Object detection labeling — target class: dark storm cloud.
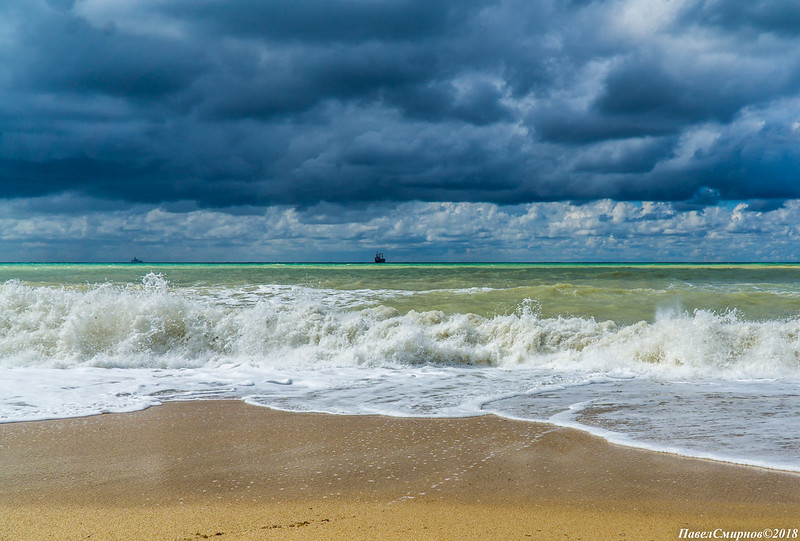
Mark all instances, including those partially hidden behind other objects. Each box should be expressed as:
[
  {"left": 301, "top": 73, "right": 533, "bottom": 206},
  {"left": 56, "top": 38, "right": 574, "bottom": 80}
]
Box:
[
  {"left": 166, "top": 0, "right": 475, "bottom": 43},
  {"left": 0, "top": 155, "right": 162, "bottom": 198},
  {"left": 385, "top": 79, "right": 515, "bottom": 125},
  {"left": 596, "top": 60, "right": 741, "bottom": 124},
  {"left": 12, "top": 9, "right": 204, "bottom": 100},
  {"left": 671, "top": 187, "right": 721, "bottom": 211},
  {"left": 574, "top": 137, "right": 676, "bottom": 174},
  {"left": 196, "top": 43, "right": 438, "bottom": 121},
  {"left": 2, "top": 0, "right": 800, "bottom": 210},
  {"left": 681, "top": 1, "right": 800, "bottom": 35},
  {"left": 743, "top": 199, "right": 786, "bottom": 212}
]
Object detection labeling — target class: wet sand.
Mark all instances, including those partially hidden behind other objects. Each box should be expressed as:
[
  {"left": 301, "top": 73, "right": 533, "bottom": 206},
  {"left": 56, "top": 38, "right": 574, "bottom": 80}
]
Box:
[{"left": 1, "top": 400, "right": 799, "bottom": 540}]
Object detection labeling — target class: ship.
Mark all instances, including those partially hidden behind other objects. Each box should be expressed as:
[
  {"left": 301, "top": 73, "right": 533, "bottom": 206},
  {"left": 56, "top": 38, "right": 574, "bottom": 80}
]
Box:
[
  {"left": 374, "top": 251, "right": 386, "bottom": 263},
  {"left": 130, "top": 257, "right": 143, "bottom": 264}
]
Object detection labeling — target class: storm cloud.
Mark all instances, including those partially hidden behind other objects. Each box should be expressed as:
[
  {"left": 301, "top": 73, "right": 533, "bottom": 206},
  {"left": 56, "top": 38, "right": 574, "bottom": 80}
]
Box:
[
  {"left": 2, "top": 0, "right": 800, "bottom": 260},
  {"left": 2, "top": 0, "right": 799, "bottom": 209}
]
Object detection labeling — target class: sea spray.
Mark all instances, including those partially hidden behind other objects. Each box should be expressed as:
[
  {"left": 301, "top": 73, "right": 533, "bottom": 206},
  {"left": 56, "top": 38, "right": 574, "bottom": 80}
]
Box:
[
  {"left": 0, "top": 273, "right": 799, "bottom": 378},
  {"left": 1, "top": 264, "right": 799, "bottom": 471}
]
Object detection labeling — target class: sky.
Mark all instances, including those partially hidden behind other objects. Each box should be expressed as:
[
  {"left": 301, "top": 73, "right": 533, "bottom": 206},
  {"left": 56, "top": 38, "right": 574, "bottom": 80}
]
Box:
[{"left": 2, "top": 0, "right": 800, "bottom": 262}]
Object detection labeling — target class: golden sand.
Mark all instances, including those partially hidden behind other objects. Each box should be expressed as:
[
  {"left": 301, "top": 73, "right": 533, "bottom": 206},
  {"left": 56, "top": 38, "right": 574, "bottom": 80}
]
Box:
[{"left": 1, "top": 400, "right": 798, "bottom": 540}]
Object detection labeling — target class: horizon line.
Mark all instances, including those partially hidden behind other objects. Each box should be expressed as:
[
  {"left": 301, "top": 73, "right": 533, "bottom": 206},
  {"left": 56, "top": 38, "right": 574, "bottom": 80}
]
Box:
[{"left": 2, "top": 261, "right": 799, "bottom": 265}]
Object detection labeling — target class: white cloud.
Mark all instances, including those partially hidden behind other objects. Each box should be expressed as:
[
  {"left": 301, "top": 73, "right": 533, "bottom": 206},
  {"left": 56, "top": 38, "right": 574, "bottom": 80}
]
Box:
[{"left": 2, "top": 197, "right": 800, "bottom": 262}]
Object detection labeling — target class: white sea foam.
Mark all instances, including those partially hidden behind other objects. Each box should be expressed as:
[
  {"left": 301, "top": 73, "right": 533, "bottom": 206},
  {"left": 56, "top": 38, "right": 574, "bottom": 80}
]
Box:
[
  {"left": 483, "top": 378, "right": 800, "bottom": 472},
  {"left": 1, "top": 275, "right": 799, "bottom": 378},
  {"left": 1, "top": 272, "right": 799, "bottom": 471}
]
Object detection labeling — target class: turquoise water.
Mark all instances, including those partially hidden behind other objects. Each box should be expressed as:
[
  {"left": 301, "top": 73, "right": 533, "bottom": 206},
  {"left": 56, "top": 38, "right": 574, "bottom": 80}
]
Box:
[{"left": 0, "top": 263, "right": 799, "bottom": 470}]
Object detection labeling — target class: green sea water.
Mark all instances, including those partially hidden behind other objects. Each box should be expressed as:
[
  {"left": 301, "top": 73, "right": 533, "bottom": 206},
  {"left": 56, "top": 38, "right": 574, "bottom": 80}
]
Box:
[
  {"left": 1, "top": 263, "right": 798, "bottom": 324},
  {"left": 2, "top": 262, "right": 800, "bottom": 470}
]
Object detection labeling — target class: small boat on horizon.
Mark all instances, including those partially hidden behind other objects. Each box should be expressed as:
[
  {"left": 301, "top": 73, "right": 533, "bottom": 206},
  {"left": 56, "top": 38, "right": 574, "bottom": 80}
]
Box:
[
  {"left": 374, "top": 252, "right": 386, "bottom": 263},
  {"left": 130, "top": 257, "right": 143, "bottom": 264}
]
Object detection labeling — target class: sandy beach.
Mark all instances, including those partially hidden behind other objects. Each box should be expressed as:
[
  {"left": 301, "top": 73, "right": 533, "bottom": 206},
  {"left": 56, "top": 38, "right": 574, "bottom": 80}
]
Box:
[{"left": 1, "top": 400, "right": 799, "bottom": 540}]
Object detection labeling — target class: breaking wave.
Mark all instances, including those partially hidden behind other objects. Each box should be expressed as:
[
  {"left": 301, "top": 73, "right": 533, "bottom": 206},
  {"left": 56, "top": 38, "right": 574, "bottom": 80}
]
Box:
[{"left": 1, "top": 273, "right": 799, "bottom": 379}]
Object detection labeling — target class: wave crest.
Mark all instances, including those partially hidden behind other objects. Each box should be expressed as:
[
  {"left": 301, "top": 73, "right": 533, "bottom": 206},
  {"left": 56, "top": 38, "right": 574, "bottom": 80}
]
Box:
[{"left": 1, "top": 276, "right": 798, "bottom": 378}]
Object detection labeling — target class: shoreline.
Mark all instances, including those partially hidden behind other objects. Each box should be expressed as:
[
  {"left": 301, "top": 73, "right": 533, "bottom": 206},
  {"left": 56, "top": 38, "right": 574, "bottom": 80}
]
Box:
[
  {"left": 7, "top": 398, "right": 799, "bottom": 475},
  {"left": 252, "top": 402, "right": 800, "bottom": 475},
  {"left": 2, "top": 400, "right": 800, "bottom": 540}
]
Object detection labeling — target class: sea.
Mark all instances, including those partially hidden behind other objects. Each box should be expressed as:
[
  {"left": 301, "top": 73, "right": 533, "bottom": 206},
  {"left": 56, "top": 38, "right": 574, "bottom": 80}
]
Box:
[{"left": 1, "top": 263, "right": 799, "bottom": 471}]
